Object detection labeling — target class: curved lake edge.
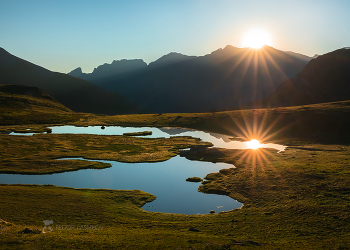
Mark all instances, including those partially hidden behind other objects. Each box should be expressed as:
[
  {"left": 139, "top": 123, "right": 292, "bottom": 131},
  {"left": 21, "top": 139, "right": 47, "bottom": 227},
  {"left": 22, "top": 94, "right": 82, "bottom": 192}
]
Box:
[
  {"left": 0, "top": 156, "right": 243, "bottom": 214},
  {"left": 58, "top": 157, "right": 243, "bottom": 215},
  {"left": 0, "top": 159, "right": 112, "bottom": 175}
]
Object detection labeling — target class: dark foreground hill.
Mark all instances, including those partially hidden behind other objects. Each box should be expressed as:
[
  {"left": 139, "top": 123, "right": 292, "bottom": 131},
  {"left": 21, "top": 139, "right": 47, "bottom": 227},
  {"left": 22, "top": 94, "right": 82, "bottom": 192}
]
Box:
[
  {"left": 0, "top": 84, "right": 82, "bottom": 125},
  {"left": 80, "top": 45, "right": 311, "bottom": 113},
  {"left": 0, "top": 84, "right": 70, "bottom": 112},
  {"left": 0, "top": 48, "right": 143, "bottom": 115},
  {"left": 248, "top": 48, "right": 350, "bottom": 108}
]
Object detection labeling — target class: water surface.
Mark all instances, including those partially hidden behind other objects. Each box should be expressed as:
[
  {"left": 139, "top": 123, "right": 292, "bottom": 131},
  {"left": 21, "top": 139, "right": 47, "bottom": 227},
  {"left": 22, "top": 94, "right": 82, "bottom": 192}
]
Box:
[
  {"left": 4, "top": 125, "right": 286, "bottom": 214},
  {"left": 12, "top": 125, "right": 286, "bottom": 151},
  {"left": 0, "top": 156, "right": 241, "bottom": 214}
]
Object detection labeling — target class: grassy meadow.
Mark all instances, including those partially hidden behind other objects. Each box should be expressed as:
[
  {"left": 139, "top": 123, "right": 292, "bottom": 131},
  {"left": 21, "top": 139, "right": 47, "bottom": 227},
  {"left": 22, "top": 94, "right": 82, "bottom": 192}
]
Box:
[{"left": 1, "top": 98, "right": 350, "bottom": 249}]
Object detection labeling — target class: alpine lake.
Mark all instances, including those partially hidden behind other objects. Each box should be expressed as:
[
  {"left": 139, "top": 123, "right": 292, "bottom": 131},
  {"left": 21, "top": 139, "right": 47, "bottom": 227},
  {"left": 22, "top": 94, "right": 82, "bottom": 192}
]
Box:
[{"left": 0, "top": 126, "right": 286, "bottom": 215}]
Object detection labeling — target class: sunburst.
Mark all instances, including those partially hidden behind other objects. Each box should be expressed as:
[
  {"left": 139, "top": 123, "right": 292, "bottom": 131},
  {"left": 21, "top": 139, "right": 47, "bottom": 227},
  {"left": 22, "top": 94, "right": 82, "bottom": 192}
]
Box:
[
  {"left": 242, "top": 29, "right": 272, "bottom": 49},
  {"left": 246, "top": 139, "right": 261, "bottom": 150}
]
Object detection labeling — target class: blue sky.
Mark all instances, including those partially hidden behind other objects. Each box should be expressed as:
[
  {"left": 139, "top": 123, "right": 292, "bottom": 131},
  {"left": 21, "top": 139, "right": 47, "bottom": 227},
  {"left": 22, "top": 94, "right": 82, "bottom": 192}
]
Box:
[{"left": 1, "top": 0, "right": 349, "bottom": 73}]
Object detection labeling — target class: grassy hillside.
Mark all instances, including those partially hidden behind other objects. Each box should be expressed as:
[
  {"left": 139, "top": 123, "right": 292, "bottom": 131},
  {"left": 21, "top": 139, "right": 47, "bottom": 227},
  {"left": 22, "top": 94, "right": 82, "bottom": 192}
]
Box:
[
  {"left": 73, "top": 100, "right": 350, "bottom": 143},
  {"left": 1, "top": 86, "right": 350, "bottom": 143},
  {"left": 0, "top": 84, "right": 81, "bottom": 125}
]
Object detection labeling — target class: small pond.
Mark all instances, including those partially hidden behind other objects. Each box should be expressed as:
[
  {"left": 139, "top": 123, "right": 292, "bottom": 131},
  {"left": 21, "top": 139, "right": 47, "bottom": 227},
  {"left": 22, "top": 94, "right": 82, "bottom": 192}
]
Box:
[
  {"left": 3, "top": 126, "right": 286, "bottom": 214},
  {"left": 0, "top": 156, "right": 240, "bottom": 214}
]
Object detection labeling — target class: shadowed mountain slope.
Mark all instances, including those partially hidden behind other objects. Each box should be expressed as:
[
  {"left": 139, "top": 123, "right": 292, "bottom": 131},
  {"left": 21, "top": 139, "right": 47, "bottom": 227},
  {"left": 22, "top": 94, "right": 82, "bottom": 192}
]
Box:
[
  {"left": 247, "top": 48, "right": 350, "bottom": 108},
  {"left": 0, "top": 84, "right": 83, "bottom": 125},
  {"left": 0, "top": 84, "right": 71, "bottom": 112},
  {"left": 86, "top": 45, "right": 311, "bottom": 113},
  {"left": 0, "top": 48, "right": 143, "bottom": 115}
]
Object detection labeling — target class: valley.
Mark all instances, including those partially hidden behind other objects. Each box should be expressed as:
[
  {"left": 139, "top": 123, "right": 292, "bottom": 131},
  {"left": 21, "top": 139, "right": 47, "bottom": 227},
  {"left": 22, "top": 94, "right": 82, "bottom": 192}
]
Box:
[{"left": 0, "top": 43, "right": 349, "bottom": 249}]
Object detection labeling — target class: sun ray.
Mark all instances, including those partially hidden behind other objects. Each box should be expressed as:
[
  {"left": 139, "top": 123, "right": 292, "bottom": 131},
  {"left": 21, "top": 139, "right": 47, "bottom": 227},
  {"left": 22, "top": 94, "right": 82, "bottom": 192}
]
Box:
[
  {"left": 260, "top": 49, "right": 290, "bottom": 81},
  {"left": 257, "top": 50, "right": 275, "bottom": 93}
]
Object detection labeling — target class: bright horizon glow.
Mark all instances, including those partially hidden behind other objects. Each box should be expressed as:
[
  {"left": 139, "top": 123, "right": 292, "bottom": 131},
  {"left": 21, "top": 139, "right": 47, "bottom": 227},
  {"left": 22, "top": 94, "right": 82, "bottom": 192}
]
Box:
[
  {"left": 246, "top": 139, "right": 261, "bottom": 150},
  {"left": 242, "top": 29, "right": 272, "bottom": 49}
]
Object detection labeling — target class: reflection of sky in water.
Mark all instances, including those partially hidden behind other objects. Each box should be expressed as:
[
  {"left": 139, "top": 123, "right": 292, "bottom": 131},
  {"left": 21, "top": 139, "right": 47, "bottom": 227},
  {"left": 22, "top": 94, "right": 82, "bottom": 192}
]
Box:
[
  {"left": 0, "top": 156, "right": 242, "bottom": 215},
  {"left": 12, "top": 125, "right": 286, "bottom": 151}
]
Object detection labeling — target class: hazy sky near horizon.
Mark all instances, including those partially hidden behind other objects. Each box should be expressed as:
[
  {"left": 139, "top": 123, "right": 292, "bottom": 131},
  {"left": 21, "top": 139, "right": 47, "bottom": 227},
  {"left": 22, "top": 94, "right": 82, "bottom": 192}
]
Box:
[{"left": 1, "top": 0, "right": 349, "bottom": 73}]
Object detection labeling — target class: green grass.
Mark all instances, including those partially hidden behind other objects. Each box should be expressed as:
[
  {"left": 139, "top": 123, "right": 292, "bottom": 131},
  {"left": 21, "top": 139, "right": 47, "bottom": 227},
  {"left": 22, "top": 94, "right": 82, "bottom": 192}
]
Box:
[
  {"left": 0, "top": 134, "right": 212, "bottom": 174},
  {"left": 0, "top": 91, "right": 82, "bottom": 125}
]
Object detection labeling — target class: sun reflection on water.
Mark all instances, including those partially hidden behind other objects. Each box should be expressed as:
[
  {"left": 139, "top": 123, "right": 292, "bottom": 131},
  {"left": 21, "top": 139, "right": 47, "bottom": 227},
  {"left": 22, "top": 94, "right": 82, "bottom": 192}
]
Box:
[{"left": 246, "top": 139, "right": 261, "bottom": 150}]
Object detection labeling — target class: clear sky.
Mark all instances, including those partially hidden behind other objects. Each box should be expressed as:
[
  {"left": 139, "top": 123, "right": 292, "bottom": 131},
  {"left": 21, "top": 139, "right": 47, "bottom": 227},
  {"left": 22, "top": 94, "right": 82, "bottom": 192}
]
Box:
[{"left": 1, "top": 0, "right": 349, "bottom": 73}]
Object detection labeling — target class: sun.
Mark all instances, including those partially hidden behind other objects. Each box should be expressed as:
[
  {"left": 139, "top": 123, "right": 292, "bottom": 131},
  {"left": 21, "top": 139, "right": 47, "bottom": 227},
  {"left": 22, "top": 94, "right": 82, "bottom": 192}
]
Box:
[
  {"left": 246, "top": 139, "right": 261, "bottom": 150},
  {"left": 242, "top": 29, "right": 272, "bottom": 49}
]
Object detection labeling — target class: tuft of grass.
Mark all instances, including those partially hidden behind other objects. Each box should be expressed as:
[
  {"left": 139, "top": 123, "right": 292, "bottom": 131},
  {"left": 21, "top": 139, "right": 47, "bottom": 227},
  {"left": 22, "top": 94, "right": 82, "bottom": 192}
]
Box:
[
  {"left": 123, "top": 131, "right": 152, "bottom": 136},
  {"left": 186, "top": 177, "right": 203, "bottom": 182}
]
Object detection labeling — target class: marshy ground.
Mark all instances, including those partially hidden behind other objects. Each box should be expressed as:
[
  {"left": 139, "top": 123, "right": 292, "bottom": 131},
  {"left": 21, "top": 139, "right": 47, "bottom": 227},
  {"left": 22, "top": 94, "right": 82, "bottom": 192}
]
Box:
[
  {"left": 0, "top": 133, "right": 211, "bottom": 174},
  {"left": 1, "top": 100, "right": 350, "bottom": 249}
]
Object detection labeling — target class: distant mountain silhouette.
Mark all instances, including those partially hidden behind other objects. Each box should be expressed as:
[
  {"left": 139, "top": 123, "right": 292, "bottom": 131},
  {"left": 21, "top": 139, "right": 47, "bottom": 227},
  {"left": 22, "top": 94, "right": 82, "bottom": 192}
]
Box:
[
  {"left": 82, "top": 45, "right": 311, "bottom": 113},
  {"left": 148, "top": 52, "right": 196, "bottom": 69},
  {"left": 247, "top": 48, "right": 350, "bottom": 108},
  {"left": 0, "top": 48, "right": 143, "bottom": 115},
  {"left": 68, "top": 59, "right": 147, "bottom": 82}
]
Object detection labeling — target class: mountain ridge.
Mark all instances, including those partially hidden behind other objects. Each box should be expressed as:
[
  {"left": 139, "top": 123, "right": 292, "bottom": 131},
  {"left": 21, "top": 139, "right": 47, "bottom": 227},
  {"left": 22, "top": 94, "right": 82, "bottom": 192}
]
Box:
[
  {"left": 84, "top": 45, "right": 312, "bottom": 113},
  {"left": 0, "top": 48, "right": 143, "bottom": 115},
  {"left": 244, "top": 48, "right": 350, "bottom": 108}
]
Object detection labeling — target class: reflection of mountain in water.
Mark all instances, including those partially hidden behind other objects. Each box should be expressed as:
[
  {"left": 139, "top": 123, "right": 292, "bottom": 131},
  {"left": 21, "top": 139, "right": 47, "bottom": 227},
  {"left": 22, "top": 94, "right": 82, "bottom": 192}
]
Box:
[
  {"left": 209, "top": 133, "right": 232, "bottom": 143},
  {"left": 158, "top": 127, "right": 193, "bottom": 135}
]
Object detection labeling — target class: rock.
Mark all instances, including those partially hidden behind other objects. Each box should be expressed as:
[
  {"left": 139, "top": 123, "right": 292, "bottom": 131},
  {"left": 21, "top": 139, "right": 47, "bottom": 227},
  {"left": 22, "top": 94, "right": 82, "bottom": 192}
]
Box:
[
  {"left": 101, "top": 126, "right": 105, "bottom": 129},
  {"left": 22, "top": 228, "right": 33, "bottom": 234},
  {"left": 232, "top": 239, "right": 244, "bottom": 245},
  {"left": 186, "top": 177, "right": 203, "bottom": 182},
  {"left": 246, "top": 240, "right": 261, "bottom": 246},
  {"left": 210, "top": 210, "right": 215, "bottom": 214},
  {"left": 189, "top": 227, "right": 199, "bottom": 232},
  {"left": 179, "top": 150, "right": 189, "bottom": 156},
  {"left": 123, "top": 131, "right": 152, "bottom": 136}
]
